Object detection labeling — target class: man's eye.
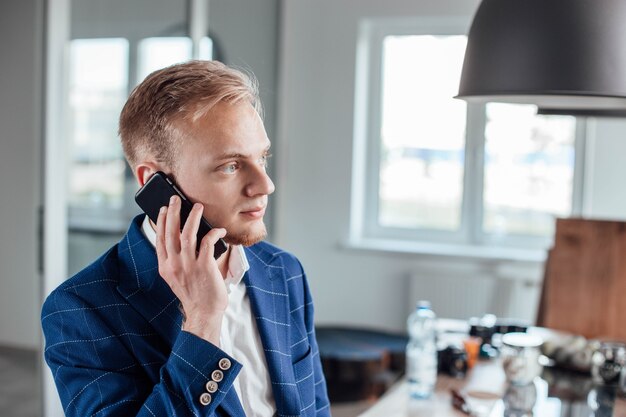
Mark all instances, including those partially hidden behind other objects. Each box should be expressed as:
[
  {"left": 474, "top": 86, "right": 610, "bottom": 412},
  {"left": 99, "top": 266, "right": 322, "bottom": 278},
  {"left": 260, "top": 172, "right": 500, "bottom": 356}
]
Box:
[
  {"left": 260, "top": 153, "right": 272, "bottom": 167},
  {"left": 222, "top": 163, "right": 238, "bottom": 174}
]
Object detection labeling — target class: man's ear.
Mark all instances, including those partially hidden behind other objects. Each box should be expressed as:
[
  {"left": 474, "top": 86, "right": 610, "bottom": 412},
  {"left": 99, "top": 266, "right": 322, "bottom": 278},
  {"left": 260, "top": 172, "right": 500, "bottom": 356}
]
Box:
[{"left": 134, "top": 162, "right": 161, "bottom": 187}]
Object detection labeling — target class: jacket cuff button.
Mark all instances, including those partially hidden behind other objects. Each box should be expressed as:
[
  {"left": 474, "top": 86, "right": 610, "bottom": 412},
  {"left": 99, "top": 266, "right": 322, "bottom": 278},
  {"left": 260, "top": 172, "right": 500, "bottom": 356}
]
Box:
[
  {"left": 211, "top": 369, "right": 224, "bottom": 382},
  {"left": 218, "top": 358, "right": 232, "bottom": 370},
  {"left": 199, "top": 392, "right": 212, "bottom": 406},
  {"left": 206, "top": 380, "right": 219, "bottom": 393}
]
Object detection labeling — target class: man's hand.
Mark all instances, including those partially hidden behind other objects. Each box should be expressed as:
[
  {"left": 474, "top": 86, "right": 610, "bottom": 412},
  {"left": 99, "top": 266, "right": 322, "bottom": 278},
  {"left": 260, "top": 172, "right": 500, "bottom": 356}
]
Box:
[{"left": 155, "top": 195, "right": 228, "bottom": 346}]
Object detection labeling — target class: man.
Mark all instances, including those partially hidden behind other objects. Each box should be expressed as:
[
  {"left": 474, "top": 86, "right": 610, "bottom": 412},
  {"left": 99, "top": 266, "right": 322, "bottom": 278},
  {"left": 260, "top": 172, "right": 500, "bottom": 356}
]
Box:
[{"left": 42, "top": 60, "right": 331, "bottom": 417}]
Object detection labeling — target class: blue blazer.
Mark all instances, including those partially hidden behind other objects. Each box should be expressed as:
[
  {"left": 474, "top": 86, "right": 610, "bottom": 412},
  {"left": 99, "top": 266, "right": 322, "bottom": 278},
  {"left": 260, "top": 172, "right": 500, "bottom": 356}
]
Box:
[{"left": 42, "top": 215, "right": 331, "bottom": 417}]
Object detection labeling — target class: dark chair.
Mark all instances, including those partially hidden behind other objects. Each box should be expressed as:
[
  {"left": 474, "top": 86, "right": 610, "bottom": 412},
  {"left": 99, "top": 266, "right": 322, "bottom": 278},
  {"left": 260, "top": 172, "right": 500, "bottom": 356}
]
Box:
[{"left": 315, "top": 327, "right": 408, "bottom": 402}]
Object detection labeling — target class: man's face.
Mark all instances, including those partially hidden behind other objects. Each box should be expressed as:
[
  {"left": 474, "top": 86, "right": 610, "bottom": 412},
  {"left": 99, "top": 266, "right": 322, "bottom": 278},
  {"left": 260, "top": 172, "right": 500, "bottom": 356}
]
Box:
[{"left": 170, "top": 101, "right": 275, "bottom": 246}]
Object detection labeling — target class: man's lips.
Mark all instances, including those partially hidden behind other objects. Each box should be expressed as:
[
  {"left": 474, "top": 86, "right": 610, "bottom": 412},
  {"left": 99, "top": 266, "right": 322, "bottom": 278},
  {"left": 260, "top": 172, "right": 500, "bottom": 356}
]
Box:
[{"left": 240, "top": 206, "right": 266, "bottom": 219}]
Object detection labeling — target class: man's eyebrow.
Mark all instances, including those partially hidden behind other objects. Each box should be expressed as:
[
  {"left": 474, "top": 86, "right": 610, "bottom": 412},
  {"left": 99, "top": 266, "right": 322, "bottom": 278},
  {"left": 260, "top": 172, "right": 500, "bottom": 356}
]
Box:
[
  {"left": 214, "top": 152, "right": 245, "bottom": 161},
  {"left": 213, "top": 146, "right": 271, "bottom": 161}
]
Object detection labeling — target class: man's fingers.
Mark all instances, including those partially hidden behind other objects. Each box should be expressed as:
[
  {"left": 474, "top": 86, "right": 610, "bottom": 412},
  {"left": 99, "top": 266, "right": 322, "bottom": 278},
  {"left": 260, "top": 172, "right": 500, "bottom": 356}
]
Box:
[
  {"left": 181, "top": 203, "right": 203, "bottom": 252},
  {"left": 165, "top": 195, "right": 181, "bottom": 254},
  {"left": 199, "top": 228, "right": 227, "bottom": 262},
  {"left": 155, "top": 206, "right": 168, "bottom": 260}
]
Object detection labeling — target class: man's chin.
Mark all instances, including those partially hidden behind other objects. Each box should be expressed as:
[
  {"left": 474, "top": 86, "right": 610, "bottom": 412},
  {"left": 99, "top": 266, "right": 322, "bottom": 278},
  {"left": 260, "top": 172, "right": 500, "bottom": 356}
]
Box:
[{"left": 224, "top": 228, "right": 267, "bottom": 247}]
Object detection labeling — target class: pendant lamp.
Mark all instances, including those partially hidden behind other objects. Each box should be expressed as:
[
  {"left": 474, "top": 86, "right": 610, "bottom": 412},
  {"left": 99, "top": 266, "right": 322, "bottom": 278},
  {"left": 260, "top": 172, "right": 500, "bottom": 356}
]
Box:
[{"left": 456, "top": 0, "right": 626, "bottom": 113}]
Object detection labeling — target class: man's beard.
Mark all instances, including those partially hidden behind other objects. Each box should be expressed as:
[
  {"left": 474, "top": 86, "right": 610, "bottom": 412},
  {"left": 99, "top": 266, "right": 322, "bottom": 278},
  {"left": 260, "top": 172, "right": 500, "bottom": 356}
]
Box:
[{"left": 223, "top": 224, "right": 267, "bottom": 247}]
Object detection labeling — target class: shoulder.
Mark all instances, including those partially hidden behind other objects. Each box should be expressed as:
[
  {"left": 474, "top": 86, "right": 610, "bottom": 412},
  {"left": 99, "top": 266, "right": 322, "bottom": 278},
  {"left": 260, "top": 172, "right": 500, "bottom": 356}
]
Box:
[
  {"left": 42, "top": 245, "right": 122, "bottom": 318},
  {"left": 43, "top": 215, "right": 147, "bottom": 314},
  {"left": 244, "top": 242, "right": 311, "bottom": 298},
  {"left": 245, "top": 241, "right": 304, "bottom": 271}
]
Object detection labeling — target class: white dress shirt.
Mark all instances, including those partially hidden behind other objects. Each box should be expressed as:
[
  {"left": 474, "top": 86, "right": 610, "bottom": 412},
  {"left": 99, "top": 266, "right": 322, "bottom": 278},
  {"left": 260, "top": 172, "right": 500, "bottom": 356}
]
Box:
[{"left": 141, "top": 216, "right": 276, "bottom": 416}]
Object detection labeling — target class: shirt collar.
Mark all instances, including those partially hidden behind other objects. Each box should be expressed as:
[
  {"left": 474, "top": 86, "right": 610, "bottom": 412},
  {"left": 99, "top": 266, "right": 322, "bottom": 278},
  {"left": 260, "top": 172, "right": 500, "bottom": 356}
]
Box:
[
  {"left": 140, "top": 215, "right": 249, "bottom": 289},
  {"left": 225, "top": 245, "right": 249, "bottom": 288},
  {"left": 141, "top": 214, "right": 158, "bottom": 247}
]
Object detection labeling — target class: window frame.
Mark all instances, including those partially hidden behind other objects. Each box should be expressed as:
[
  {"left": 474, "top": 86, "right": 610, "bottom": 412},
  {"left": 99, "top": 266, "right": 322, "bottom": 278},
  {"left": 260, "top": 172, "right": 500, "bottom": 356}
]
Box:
[{"left": 351, "top": 17, "right": 587, "bottom": 255}]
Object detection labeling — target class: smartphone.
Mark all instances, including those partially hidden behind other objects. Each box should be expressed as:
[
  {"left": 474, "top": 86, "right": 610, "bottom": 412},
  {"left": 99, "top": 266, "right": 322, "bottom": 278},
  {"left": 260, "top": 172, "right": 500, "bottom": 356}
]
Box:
[{"left": 134, "top": 171, "right": 228, "bottom": 259}]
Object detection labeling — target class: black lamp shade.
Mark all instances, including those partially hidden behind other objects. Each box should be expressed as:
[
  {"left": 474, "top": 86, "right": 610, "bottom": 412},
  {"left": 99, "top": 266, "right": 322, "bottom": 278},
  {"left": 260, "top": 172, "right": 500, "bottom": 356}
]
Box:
[{"left": 457, "top": 0, "right": 626, "bottom": 111}]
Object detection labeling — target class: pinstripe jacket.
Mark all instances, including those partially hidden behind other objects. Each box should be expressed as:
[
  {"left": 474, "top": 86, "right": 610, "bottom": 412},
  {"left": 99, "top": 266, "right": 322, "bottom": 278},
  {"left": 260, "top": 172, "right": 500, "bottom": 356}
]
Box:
[{"left": 42, "top": 215, "right": 331, "bottom": 417}]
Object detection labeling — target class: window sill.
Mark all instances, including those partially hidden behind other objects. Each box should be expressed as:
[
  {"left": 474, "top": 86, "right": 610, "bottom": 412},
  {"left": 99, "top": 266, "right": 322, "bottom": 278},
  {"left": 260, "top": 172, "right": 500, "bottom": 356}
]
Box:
[{"left": 343, "top": 237, "right": 547, "bottom": 264}]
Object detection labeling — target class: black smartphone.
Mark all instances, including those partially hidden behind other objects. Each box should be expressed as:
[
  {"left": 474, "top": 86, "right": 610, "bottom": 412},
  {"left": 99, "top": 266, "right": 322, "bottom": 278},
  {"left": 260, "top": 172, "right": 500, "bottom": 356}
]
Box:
[{"left": 134, "top": 171, "right": 228, "bottom": 259}]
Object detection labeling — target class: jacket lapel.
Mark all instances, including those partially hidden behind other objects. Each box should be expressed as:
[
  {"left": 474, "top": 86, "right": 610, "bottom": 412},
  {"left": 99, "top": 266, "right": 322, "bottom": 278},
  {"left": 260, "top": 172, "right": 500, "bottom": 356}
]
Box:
[
  {"left": 114, "top": 215, "right": 183, "bottom": 349},
  {"left": 244, "top": 246, "right": 301, "bottom": 416}
]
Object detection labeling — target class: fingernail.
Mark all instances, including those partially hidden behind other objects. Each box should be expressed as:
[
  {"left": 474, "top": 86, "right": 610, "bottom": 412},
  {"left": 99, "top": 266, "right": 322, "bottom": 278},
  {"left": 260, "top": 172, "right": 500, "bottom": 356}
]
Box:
[
  {"left": 159, "top": 206, "right": 166, "bottom": 214},
  {"left": 170, "top": 195, "right": 176, "bottom": 205}
]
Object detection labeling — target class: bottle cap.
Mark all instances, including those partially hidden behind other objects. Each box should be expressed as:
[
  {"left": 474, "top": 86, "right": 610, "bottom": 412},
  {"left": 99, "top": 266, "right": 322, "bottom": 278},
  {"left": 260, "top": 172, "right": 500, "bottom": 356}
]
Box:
[{"left": 416, "top": 300, "right": 432, "bottom": 309}]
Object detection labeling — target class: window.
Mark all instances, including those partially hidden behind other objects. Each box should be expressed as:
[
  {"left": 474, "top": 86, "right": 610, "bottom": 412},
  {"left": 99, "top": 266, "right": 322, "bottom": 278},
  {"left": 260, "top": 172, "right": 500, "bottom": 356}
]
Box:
[
  {"left": 378, "top": 34, "right": 467, "bottom": 232},
  {"left": 352, "top": 19, "right": 584, "bottom": 256},
  {"left": 68, "top": 38, "right": 129, "bottom": 229}
]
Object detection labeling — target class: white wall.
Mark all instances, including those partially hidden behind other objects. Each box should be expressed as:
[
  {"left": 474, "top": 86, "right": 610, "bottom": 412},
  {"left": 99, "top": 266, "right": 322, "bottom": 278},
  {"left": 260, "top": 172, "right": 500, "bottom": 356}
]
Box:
[
  {"left": 275, "top": 0, "right": 626, "bottom": 333},
  {"left": 0, "top": 0, "right": 43, "bottom": 349},
  {"left": 71, "top": 0, "right": 185, "bottom": 39}
]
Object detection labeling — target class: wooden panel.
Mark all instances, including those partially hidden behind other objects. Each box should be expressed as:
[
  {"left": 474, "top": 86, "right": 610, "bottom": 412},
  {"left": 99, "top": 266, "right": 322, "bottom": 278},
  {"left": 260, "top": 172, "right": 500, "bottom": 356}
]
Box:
[{"left": 539, "top": 218, "right": 626, "bottom": 341}]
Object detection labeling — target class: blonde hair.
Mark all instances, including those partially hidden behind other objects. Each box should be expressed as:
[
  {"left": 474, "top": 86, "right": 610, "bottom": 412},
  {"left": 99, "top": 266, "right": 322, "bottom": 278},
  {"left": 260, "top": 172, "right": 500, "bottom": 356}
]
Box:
[{"left": 119, "top": 60, "right": 262, "bottom": 169}]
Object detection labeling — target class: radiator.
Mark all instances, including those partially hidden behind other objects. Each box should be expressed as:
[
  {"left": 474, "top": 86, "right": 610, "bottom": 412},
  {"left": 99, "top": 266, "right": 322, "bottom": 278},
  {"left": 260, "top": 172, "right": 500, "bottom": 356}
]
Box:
[{"left": 407, "top": 264, "right": 543, "bottom": 322}]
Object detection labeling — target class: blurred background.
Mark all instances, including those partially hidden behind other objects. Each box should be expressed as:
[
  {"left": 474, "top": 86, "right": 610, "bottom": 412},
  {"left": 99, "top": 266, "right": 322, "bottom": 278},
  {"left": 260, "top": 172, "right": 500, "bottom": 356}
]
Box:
[{"left": 3, "top": 0, "right": 626, "bottom": 416}]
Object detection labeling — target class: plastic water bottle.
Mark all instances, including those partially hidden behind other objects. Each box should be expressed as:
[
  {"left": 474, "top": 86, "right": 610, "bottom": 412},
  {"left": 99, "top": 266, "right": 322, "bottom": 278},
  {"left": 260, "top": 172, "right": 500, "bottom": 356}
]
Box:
[{"left": 406, "top": 300, "right": 438, "bottom": 399}]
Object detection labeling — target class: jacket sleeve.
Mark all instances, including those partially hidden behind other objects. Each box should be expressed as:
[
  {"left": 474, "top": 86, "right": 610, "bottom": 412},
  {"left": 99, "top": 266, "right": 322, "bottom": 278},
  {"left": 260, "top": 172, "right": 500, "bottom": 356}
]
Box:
[
  {"left": 300, "top": 268, "right": 332, "bottom": 416},
  {"left": 42, "top": 289, "right": 241, "bottom": 417}
]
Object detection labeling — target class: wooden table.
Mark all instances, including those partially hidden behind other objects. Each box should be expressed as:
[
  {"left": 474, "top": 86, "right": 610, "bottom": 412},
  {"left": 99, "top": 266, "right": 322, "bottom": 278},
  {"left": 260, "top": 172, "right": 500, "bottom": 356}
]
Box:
[
  {"left": 359, "top": 359, "right": 504, "bottom": 417},
  {"left": 359, "top": 356, "right": 626, "bottom": 417}
]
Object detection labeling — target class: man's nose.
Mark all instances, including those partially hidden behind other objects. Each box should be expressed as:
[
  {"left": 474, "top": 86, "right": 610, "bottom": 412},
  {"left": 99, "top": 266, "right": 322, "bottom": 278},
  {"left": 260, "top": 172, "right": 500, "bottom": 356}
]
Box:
[{"left": 246, "top": 165, "right": 275, "bottom": 197}]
